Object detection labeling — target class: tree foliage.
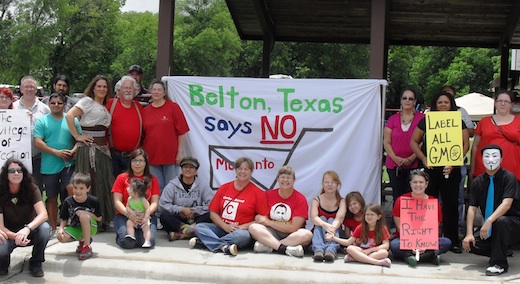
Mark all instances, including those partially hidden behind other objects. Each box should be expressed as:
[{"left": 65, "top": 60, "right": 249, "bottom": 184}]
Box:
[{"left": 0, "top": 0, "right": 502, "bottom": 102}]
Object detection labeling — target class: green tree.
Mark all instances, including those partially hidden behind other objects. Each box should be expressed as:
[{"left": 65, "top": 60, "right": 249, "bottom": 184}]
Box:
[
  {"left": 110, "top": 11, "right": 158, "bottom": 88},
  {"left": 49, "top": 0, "right": 123, "bottom": 92}
]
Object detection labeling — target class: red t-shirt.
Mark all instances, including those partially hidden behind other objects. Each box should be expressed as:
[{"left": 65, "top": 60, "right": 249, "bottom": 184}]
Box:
[
  {"left": 352, "top": 224, "right": 390, "bottom": 249},
  {"left": 106, "top": 98, "right": 144, "bottom": 152},
  {"left": 391, "top": 192, "right": 442, "bottom": 238},
  {"left": 343, "top": 217, "right": 362, "bottom": 234},
  {"left": 142, "top": 101, "right": 189, "bottom": 165},
  {"left": 267, "top": 189, "right": 308, "bottom": 223},
  {"left": 209, "top": 181, "right": 269, "bottom": 226},
  {"left": 111, "top": 172, "right": 160, "bottom": 215}
]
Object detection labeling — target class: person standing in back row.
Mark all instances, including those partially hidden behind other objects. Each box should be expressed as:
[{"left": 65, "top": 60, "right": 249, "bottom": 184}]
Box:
[
  {"left": 142, "top": 80, "right": 189, "bottom": 192},
  {"left": 128, "top": 65, "right": 151, "bottom": 106}
]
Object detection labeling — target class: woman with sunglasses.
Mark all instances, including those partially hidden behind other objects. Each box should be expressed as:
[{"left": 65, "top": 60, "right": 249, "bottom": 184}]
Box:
[
  {"left": 0, "top": 158, "right": 50, "bottom": 277},
  {"left": 383, "top": 89, "right": 425, "bottom": 204}
]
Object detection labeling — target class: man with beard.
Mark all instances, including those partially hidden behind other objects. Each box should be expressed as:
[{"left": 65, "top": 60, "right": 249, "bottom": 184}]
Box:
[{"left": 106, "top": 76, "right": 144, "bottom": 176}]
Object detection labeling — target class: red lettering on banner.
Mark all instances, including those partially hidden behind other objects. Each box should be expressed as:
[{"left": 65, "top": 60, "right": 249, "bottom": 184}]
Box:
[{"left": 260, "top": 115, "right": 296, "bottom": 144}]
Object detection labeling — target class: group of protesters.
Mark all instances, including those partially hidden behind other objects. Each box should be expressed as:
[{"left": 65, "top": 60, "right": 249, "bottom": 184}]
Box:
[{"left": 0, "top": 73, "right": 519, "bottom": 278}]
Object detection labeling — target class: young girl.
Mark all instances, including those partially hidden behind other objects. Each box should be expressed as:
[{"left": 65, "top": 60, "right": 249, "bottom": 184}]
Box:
[
  {"left": 342, "top": 191, "right": 365, "bottom": 238},
  {"left": 327, "top": 204, "right": 391, "bottom": 267},
  {"left": 310, "top": 171, "right": 347, "bottom": 262},
  {"left": 125, "top": 179, "right": 152, "bottom": 248}
]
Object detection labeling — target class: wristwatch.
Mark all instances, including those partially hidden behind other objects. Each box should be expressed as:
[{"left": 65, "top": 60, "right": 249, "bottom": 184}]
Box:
[{"left": 24, "top": 224, "right": 32, "bottom": 231}]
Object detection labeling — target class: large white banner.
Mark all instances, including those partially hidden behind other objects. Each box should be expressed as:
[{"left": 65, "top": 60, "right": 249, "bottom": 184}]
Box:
[
  {"left": 165, "top": 76, "right": 385, "bottom": 207},
  {"left": 0, "top": 109, "right": 32, "bottom": 171}
]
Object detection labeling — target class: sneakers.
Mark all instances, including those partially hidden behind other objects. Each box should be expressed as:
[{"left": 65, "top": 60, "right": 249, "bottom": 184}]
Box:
[
  {"left": 221, "top": 244, "right": 238, "bottom": 256},
  {"left": 379, "top": 258, "right": 392, "bottom": 267},
  {"left": 78, "top": 245, "right": 93, "bottom": 260},
  {"left": 432, "top": 254, "right": 441, "bottom": 266},
  {"left": 125, "top": 234, "right": 136, "bottom": 241},
  {"left": 324, "top": 251, "right": 335, "bottom": 262},
  {"left": 76, "top": 241, "right": 84, "bottom": 254},
  {"left": 181, "top": 224, "right": 195, "bottom": 238},
  {"left": 253, "top": 241, "right": 273, "bottom": 253},
  {"left": 189, "top": 237, "right": 199, "bottom": 249},
  {"left": 285, "top": 245, "right": 304, "bottom": 257},
  {"left": 405, "top": 256, "right": 417, "bottom": 267},
  {"left": 142, "top": 240, "right": 152, "bottom": 248},
  {"left": 168, "top": 232, "right": 183, "bottom": 242},
  {"left": 486, "top": 264, "right": 506, "bottom": 276},
  {"left": 29, "top": 266, "right": 44, "bottom": 277},
  {"left": 313, "top": 251, "right": 324, "bottom": 262},
  {"left": 344, "top": 254, "right": 355, "bottom": 263},
  {"left": 49, "top": 229, "right": 57, "bottom": 240}
]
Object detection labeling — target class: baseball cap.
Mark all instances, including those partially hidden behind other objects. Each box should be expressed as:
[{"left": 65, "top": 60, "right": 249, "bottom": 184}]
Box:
[
  {"left": 180, "top": 157, "right": 200, "bottom": 169},
  {"left": 128, "top": 65, "right": 143, "bottom": 74}
]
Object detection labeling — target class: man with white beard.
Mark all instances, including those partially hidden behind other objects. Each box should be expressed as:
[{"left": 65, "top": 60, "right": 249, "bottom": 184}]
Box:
[
  {"left": 463, "top": 144, "right": 520, "bottom": 276},
  {"left": 106, "top": 76, "right": 144, "bottom": 176}
]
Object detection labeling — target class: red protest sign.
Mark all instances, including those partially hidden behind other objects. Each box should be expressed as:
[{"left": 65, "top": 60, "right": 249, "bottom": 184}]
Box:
[{"left": 399, "top": 197, "right": 439, "bottom": 250}]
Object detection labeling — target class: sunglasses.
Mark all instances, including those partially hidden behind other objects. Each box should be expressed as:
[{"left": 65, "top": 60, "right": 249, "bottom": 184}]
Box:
[
  {"left": 49, "top": 102, "right": 64, "bottom": 106},
  {"left": 7, "top": 168, "right": 23, "bottom": 174},
  {"left": 401, "top": 97, "right": 415, "bottom": 101}
]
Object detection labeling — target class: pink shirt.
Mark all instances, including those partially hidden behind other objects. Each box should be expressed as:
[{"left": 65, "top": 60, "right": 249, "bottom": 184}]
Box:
[{"left": 385, "top": 112, "right": 425, "bottom": 169}]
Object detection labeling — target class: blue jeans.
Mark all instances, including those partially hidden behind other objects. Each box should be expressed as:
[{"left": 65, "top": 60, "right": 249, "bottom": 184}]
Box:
[
  {"left": 0, "top": 222, "right": 50, "bottom": 271},
  {"left": 195, "top": 223, "right": 252, "bottom": 252},
  {"left": 311, "top": 217, "right": 340, "bottom": 254},
  {"left": 150, "top": 164, "right": 179, "bottom": 192},
  {"left": 114, "top": 214, "right": 157, "bottom": 249},
  {"left": 390, "top": 237, "right": 452, "bottom": 260}
]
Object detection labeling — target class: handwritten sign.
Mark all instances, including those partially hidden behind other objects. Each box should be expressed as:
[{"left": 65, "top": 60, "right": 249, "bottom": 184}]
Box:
[
  {"left": 425, "top": 111, "right": 463, "bottom": 166},
  {"left": 399, "top": 197, "right": 439, "bottom": 250},
  {"left": 0, "top": 110, "right": 32, "bottom": 171}
]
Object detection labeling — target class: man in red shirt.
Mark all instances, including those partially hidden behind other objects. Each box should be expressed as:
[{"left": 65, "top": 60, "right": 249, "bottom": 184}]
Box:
[{"left": 106, "top": 76, "right": 144, "bottom": 176}]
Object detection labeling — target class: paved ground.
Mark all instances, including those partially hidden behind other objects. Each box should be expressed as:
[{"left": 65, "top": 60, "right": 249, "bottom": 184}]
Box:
[{"left": 3, "top": 197, "right": 520, "bottom": 283}]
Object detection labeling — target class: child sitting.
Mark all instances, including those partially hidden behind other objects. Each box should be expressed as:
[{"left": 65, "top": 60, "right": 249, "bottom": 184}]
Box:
[
  {"left": 125, "top": 178, "right": 152, "bottom": 248},
  {"left": 327, "top": 203, "right": 391, "bottom": 267},
  {"left": 57, "top": 172, "right": 102, "bottom": 260}
]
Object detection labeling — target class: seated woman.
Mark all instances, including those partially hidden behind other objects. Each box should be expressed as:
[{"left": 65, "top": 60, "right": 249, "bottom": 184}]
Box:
[
  {"left": 189, "top": 157, "right": 269, "bottom": 256},
  {"left": 159, "top": 157, "right": 214, "bottom": 241},
  {"left": 112, "top": 149, "right": 160, "bottom": 249},
  {"left": 310, "top": 170, "right": 346, "bottom": 262},
  {"left": 0, "top": 158, "right": 50, "bottom": 277},
  {"left": 390, "top": 170, "right": 451, "bottom": 266}
]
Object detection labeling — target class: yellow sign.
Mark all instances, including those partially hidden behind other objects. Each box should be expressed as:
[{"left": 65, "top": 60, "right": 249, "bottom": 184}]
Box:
[{"left": 425, "top": 111, "right": 463, "bottom": 166}]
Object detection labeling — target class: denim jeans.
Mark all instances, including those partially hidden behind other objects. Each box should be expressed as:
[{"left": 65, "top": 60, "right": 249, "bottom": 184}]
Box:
[
  {"left": 110, "top": 149, "right": 130, "bottom": 178},
  {"left": 150, "top": 164, "right": 179, "bottom": 192},
  {"left": 0, "top": 222, "right": 50, "bottom": 270},
  {"left": 390, "top": 237, "right": 452, "bottom": 260},
  {"left": 195, "top": 223, "right": 252, "bottom": 252},
  {"left": 161, "top": 212, "right": 211, "bottom": 233},
  {"left": 114, "top": 214, "right": 157, "bottom": 249},
  {"left": 311, "top": 217, "right": 340, "bottom": 254}
]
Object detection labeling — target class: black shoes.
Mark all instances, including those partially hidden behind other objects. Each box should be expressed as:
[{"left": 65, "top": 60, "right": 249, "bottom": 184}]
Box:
[
  {"left": 29, "top": 266, "right": 44, "bottom": 277},
  {"left": 450, "top": 245, "right": 462, "bottom": 254}
]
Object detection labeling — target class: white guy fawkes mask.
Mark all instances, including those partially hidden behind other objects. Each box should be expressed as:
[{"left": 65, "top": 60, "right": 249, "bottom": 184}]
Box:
[{"left": 482, "top": 149, "right": 501, "bottom": 171}]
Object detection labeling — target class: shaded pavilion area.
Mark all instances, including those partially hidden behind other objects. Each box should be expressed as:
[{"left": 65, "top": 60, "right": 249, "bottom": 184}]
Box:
[{"left": 155, "top": 0, "right": 520, "bottom": 89}]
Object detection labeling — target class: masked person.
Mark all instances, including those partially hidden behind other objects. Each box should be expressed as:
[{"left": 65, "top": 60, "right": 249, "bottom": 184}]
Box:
[{"left": 463, "top": 144, "right": 520, "bottom": 276}]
